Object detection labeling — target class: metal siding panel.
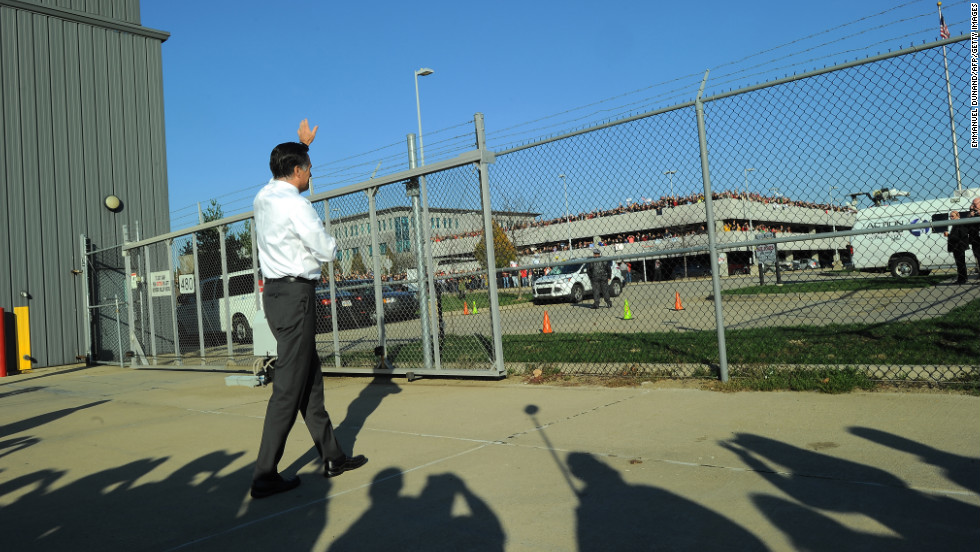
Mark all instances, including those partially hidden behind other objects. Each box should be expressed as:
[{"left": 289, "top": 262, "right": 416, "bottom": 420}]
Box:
[
  {"left": 119, "top": 32, "right": 141, "bottom": 234},
  {"left": 48, "top": 16, "right": 78, "bottom": 364},
  {"left": 0, "top": 8, "right": 12, "bottom": 310},
  {"left": 63, "top": 19, "right": 88, "bottom": 358},
  {"left": 91, "top": 27, "right": 115, "bottom": 247},
  {"left": 18, "top": 10, "right": 46, "bottom": 369},
  {"left": 78, "top": 24, "right": 101, "bottom": 249},
  {"left": 144, "top": 37, "right": 169, "bottom": 237},
  {"left": 33, "top": 12, "right": 61, "bottom": 366},
  {"left": 3, "top": 11, "right": 27, "bottom": 307},
  {"left": 106, "top": 28, "right": 127, "bottom": 236},
  {"left": 132, "top": 36, "right": 151, "bottom": 233}
]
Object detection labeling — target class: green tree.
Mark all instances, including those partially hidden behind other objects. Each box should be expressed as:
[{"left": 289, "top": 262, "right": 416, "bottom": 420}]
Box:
[
  {"left": 178, "top": 199, "right": 253, "bottom": 279},
  {"left": 473, "top": 220, "right": 517, "bottom": 270},
  {"left": 349, "top": 251, "right": 368, "bottom": 276}
]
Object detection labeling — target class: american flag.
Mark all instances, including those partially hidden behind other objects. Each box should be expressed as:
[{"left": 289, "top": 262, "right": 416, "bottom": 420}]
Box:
[{"left": 940, "top": 12, "right": 950, "bottom": 39}]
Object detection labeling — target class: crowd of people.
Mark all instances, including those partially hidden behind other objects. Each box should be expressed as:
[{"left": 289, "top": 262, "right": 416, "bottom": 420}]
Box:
[
  {"left": 427, "top": 189, "right": 850, "bottom": 246},
  {"left": 326, "top": 190, "right": 853, "bottom": 283}
]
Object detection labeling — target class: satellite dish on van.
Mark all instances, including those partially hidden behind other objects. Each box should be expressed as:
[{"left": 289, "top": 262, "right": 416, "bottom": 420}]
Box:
[{"left": 849, "top": 187, "right": 911, "bottom": 207}]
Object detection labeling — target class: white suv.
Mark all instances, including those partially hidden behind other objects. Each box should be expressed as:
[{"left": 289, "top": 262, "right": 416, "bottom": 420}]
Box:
[
  {"left": 531, "top": 260, "right": 624, "bottom": 304},
  {"left": 176, "top": 269, "right": 261, "bottom": 343}
]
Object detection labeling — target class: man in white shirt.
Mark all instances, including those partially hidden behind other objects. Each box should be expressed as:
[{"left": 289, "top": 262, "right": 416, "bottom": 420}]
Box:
[{"left": 250, "top": 120, "right": 367, "bottom": 500}]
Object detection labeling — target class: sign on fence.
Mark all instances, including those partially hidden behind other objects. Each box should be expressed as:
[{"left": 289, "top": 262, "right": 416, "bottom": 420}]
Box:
[
  {"left": 755, "top": 232, "right": 777, "bottom": 265},
  {"left": 149, "top": 271, "right": 172, "bottom": 298},
  {"left": 179, "top": 274, "right": 195, "bottom": 295}
]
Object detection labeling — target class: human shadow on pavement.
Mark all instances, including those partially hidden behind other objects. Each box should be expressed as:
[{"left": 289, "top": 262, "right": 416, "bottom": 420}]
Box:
[
  {"left": 334, "top": 375, "right": 401, "bottom": 453},
  {"left": 284, "top": 375, "right": 401, "bottom": 476},
  {"left": 567, "top": 452, "right": 767, "bottom": 551},
  {"left": 0, "top": 400, "right": 108, "bottom": 439},
  {"left": 0, "top": 449, "right": 335, "bottom": 551},
  {"left": 723, "top": 432, "right": 980, "bottom": 551},
  {"left": 328, "top": 467, "right": 504, "bottom": 552},
  {"left": 848, "top": 426, "right": 980, "bottom": 494}
]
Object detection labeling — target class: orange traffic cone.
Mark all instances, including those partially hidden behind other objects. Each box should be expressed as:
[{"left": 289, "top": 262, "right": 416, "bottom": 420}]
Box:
[
  {"left": 673, "top": 291, "right": 684, "bottom": 311},
  {"left": 542, "top": 311, "right": 553, "bottom": 334},
  {"left": 463, "top": 301, "right": 470, "bottom": 315}
]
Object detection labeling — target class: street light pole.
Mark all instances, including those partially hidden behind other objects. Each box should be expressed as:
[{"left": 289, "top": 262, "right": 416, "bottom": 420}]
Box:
[
  {"left": 414, "top": 67, "right": 434, "bottom": 166},
  {"left": 663, "top": 170, "right": 677, "bottom": 201},
  {"left": 743, "top": 168, "right": 756, "bottom": 232},
  {"left": 828, "top": 184, "right": 839, "bottom": 232},
  {"left": 559, "top": 173, "right": 572, "bottom": 251}
]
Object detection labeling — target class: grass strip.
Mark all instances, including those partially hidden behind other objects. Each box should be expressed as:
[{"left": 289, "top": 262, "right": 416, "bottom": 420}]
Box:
[
  {"left": 724, "top": 275, "right": 948, "bottom": 295},
  {"left": 419, "top": 298, "right": 980, "bottom": 366}
]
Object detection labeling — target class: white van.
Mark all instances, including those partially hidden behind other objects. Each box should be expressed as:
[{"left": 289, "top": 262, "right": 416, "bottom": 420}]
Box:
[
  {"left": 177, "top": 269, "right": 261, "bottom": 342},
  {"left": 849, "top": 191, "right": 977, "bottom": 278}
]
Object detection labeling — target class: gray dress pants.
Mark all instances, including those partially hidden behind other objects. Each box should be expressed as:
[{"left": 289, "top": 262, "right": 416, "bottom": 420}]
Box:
[{"left": 253, "top": 279, "right": 343, "bottom": 481}]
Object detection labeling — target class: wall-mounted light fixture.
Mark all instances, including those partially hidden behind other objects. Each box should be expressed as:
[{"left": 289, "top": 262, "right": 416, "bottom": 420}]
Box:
[{"left": 104, "top": 195, "right": 123, "bottom": 213}]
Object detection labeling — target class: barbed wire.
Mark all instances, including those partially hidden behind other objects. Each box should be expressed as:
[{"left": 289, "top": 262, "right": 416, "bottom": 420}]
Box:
[{"left": 169, "top": 0, "right": 964, "bottom": 230}]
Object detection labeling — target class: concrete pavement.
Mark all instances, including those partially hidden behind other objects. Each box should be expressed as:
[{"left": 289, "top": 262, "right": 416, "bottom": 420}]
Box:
[{"left": 0, "top": 364, "right": 977, "bottom": 551}]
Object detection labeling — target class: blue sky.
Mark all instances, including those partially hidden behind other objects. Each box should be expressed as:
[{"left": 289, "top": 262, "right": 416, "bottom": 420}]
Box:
[{"left": 141, "top": 0, "right": 970, "bottom": 229}]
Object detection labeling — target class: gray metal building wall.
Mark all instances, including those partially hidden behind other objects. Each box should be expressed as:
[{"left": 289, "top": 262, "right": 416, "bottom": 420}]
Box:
[{"left": 1, "top": 0, "right": 170, "bottom": 368}]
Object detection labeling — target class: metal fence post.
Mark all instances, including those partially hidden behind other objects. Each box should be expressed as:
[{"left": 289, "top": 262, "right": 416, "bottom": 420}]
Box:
[
  {"left": 366, "top": 186, "right": 395, "bottom": 368},
  {"left": 474, "top": 113, "right": 504, "bottom": 373},
  {"left": 80, "top": 233, "right": 92, "bottom": 363},
  {"left": 114, "top": 294, "right": 123, "bottom": 368},
  {"left": 122, "top": 225, "right": 136, "bottom": 367},
  {"left": 322, "top": 199, "right": 342, "bottom": 369},
  {"left": 694, "top": 70, "right": 730, "bottom": 383},
  {"left": 168, "top": 238, "right": 182, "bottom": 366},
  {"left": 144, "top": 241, "right": 157, "bottom": 360},
  {"left": 220, "top": 225, "right": 232, "bottom": 356},
  {"left": 192, "top": 234, "right": 205, "bottom": 362},
  {"left": 406, "top": 134, "right": 433, "bottom": 371},
  {"left": 416, "top": 155, "right": 442, "bottom": 371}
]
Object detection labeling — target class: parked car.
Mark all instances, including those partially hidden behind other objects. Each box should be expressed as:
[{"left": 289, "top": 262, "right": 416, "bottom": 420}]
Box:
[
  {"left": 365, "top": 285, "right": 421, "bottom": 322},
  {"left": 176, "top": 269, "right": 259, "bottom": 343},
  {"left": 727, "top": 262, "right": 751, "bottom": 276},
  {"left": 532, "top": 261, "right": 625, "bottom": 304},
  {"left": 338, "top": 279, "right": 421, "bottom": 323},
  {"left": 792, "top": 259, "right": 819, "bottom": 270},
  {"left": 671, "top": 262, "right": 712, "bottom": 279},
  {"left": 315, "top": 286, "right": 371, "bottom": 330}
]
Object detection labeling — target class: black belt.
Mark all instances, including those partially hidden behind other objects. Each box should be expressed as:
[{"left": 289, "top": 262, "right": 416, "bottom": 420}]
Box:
[{"left": 267, "top": 276, "right": 317, "bottom": 286}]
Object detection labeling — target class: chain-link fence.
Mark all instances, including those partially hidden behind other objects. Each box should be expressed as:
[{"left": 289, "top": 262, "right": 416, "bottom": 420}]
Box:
[
  {"left": 114, "top": 36, "right": 978, "bottom": 385},
  {"left": 82, "top": 237, "right": 129, "bottom": 366}
]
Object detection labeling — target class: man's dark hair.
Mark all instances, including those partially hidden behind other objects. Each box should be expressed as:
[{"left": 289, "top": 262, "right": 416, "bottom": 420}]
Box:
[{"left": 270, "top": 142, "right": 310, "bottom": 179}]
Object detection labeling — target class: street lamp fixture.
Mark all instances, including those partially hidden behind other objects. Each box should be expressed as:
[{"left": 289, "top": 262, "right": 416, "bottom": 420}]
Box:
[
  {"left": 414, "top": 68, "right": 434, "bottom": 166},
  {"left": 663, "top": 170, "right": 677, "bottom": 200},
  {"left": 559, "top": 173, "right": 572, "bottom": 251}
]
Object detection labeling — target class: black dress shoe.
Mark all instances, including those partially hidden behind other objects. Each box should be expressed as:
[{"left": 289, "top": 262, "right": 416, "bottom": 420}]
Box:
[
  {"left": 325, "top": 455, "right": 368, "bottom": 478},
  {"left": 250, "top": 474, "right": 300, "bottom": 499}
]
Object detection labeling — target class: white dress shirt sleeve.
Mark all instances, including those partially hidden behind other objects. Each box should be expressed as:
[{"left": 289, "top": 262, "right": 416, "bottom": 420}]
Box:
[{"left": 293, "top": 200, "right": 337, "bottom": 263}]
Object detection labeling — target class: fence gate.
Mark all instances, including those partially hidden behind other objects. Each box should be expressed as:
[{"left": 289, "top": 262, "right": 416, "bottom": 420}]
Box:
[{"left": 81, "top": 233, "right": 130, "bottom": 367}]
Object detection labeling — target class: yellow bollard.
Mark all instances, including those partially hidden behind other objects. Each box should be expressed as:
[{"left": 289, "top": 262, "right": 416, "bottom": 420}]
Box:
[{"left": 14, "top": 306, "right": 31, "bottom": 372}]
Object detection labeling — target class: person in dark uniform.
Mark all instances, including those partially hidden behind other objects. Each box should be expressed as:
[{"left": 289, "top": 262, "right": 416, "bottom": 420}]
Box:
[
  {"left": 946, "top": 210, "right": 970, "bottom": 284},
  {"left": 586, "top": 249, "right": 612, "bottom": 309},
  {"left": 249, "top": 120, "right": 367, "bottom": 499},
  {"left": 969, "top": 198, "right": 980, "bottom": 279}
]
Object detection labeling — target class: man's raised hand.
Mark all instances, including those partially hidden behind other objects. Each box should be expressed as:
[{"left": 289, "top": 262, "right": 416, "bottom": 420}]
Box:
[{"left": 298, "top": 119, "right": 318, "bottom": 146}]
